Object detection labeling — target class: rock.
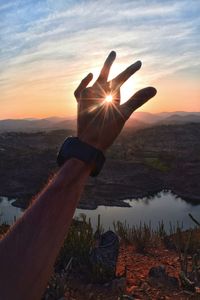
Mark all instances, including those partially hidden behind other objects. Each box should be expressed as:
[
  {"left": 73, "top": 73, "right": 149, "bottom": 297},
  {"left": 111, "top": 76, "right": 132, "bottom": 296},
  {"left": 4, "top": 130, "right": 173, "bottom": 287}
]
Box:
[
  {"left": 111, "top": 277, "right": 126, "bottom": 292},
  {"left": 149, "top": 265, "right": 166, "bottom": 278},
  {"left": 167, "top": 276, "right": 179, "bottom": 287},
  {"left": 149, "top": 265, "right": 179, "bottom": 288},
  {"left": 89, "top": 230, "right": 119, "bottom": 282}
]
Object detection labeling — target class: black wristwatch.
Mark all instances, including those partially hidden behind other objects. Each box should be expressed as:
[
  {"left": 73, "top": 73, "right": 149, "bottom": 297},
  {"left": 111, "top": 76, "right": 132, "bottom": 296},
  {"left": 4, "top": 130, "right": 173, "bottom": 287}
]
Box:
[{"left": 57, "top": 137, "right": 105, "bottom": 177}]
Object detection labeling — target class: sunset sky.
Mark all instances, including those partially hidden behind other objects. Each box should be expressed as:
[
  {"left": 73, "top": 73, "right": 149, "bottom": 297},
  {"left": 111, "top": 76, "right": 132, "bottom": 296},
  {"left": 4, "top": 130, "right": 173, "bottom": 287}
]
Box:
[{"left": 0, "top": 0, "right": 199, "bottom": 119}]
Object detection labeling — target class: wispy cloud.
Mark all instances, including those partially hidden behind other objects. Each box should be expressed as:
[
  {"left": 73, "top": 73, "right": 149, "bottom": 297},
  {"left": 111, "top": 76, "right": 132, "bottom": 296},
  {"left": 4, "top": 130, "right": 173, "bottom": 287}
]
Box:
[{"left": 0, "top": 0, "right": 200, "bottom": 117}]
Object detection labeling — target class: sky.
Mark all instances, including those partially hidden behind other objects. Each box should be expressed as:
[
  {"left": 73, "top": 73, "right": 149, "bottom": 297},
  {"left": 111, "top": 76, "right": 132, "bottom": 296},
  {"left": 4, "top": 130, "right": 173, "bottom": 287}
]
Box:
[{"left": 0, "top": 0, "right": 200, "bottom": 119}]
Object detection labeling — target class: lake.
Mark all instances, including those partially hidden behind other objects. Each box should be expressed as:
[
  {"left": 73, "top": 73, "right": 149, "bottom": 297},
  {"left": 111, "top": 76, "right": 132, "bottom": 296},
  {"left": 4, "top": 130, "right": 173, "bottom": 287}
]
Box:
[
  {"left": 0, "top": 197, "right": 23, "bottom": 225},
  {"left": 0, "top": 191, "right": 200, "bottom": 231}
]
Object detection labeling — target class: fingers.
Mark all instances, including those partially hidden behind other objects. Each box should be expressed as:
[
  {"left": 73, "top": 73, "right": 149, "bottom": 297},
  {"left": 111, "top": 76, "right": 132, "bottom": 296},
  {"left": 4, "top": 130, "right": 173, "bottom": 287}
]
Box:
[
  {"left": 74, "top": 73, "right": 93, "bottom": 100},
  {"left": 96, "top": 51, "right": 116, "bottom": 83},
  {"left": 112, "top": 61, "right": 142, "bottom": 88},
  {"left": 120, "top": 87, "right": 157, "bottom": 120}
]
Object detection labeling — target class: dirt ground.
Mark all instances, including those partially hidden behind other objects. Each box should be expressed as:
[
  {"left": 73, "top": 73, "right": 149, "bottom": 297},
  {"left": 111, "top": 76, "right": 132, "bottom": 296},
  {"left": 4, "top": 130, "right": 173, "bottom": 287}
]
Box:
[{"left": 46, "top": 243, "right": 200, "bottom": 300}]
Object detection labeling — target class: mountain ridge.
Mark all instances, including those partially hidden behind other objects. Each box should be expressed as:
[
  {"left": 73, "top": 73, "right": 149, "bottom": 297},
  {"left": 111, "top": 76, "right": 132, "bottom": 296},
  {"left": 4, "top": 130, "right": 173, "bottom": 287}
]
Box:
[{"left": 0, "top": 112, "right": 199, "bottom": 132}]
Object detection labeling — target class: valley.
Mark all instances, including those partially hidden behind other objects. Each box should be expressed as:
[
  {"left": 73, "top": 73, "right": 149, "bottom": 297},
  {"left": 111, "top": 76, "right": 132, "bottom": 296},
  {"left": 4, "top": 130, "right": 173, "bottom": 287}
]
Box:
[{"left": 0, "top": 122, "right": 199, "bottom": 210}]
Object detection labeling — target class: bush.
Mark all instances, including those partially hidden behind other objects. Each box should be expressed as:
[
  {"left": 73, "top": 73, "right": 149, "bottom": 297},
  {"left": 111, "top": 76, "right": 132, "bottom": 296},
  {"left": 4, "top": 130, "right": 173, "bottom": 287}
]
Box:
[
  {"left": 113, "top": 220, "right": 158, "bottom": 253},
  {"left": 55, "top": 214, "right": 94, "bottom": 271}
]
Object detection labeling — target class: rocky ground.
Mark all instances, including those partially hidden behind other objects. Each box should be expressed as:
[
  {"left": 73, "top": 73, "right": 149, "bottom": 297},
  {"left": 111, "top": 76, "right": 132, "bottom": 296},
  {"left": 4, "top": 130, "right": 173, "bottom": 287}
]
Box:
[{"left": 44, "top": 242, "right": 200, "bottom": 300}]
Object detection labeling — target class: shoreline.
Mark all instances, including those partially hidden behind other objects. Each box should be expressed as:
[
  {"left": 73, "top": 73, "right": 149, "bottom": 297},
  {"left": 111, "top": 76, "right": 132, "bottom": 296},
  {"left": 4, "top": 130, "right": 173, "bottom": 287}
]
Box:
[
  {"left": 2, "top": 158, "right": 199, "bottom": 210},
  {"left": 0, "top": 125, "right": 200, "bottom": 210},
  {"left": 8, "top": 185, "right": 200, "bottom": 211}
]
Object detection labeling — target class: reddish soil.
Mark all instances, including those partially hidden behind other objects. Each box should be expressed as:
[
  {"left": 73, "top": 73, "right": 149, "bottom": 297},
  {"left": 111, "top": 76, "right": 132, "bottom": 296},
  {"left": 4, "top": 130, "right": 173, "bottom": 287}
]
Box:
[
  {"left": 51, "top": 243, "right": 200, "bottom": 300},
  {"left": 116, "top": 243, "right": 185, "bottom": 299}
]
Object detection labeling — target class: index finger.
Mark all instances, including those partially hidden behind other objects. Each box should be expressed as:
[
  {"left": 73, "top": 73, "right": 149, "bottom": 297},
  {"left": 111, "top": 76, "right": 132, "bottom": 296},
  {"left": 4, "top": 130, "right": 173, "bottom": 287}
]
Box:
[{"left": 96, "top": 51, "right": 116, "bottom": 83}]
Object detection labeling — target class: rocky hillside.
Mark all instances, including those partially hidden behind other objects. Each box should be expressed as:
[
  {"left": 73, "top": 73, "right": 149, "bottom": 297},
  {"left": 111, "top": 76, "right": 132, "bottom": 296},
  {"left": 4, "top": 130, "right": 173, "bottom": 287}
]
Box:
[{"left": 0, "top": 123, "right": 199, "bottom": 209}]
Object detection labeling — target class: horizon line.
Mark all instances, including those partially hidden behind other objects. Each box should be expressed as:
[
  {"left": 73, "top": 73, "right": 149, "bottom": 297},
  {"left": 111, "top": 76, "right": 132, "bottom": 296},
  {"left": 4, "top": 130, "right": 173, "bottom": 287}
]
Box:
[{"left": 1, "top": 110, "right": 200, "bottom": 121}]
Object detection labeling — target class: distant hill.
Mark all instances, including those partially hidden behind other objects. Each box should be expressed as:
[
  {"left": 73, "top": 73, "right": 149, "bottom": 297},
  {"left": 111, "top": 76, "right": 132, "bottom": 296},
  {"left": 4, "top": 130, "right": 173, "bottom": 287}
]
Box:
[
  {"left": 132, "top": 112, "right": 165, "bottom": 123},
  {"left": 158, "top": 114, "right": 200, "bottom": 125},
  {"left": 0, "top": 118, "right": 76, "bottom": 132},
  {"left": 124, "top": 117, "right": 147, "bottom": 129},
  {"left": 0, "top": 112, "right": 199, "bottom": 132},
  {"left": 132, "top": 111, "right": 200, "bottom": 124}
]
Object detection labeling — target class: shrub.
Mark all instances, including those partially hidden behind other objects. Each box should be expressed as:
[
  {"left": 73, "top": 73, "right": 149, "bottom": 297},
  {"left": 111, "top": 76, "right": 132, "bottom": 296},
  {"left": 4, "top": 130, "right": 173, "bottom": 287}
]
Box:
[
  {"left": 113, "top": 220, "right": 158, "bottom": 253},
  {"left": 55, "top": 214, "right": 94, "bottom": 271}
]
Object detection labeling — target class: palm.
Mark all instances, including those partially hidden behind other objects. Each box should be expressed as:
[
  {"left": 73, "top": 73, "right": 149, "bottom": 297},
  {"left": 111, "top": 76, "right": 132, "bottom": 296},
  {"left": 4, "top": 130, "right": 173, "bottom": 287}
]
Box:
[{"left": 74, "top": 51, "right": 156, "bottom": 151}]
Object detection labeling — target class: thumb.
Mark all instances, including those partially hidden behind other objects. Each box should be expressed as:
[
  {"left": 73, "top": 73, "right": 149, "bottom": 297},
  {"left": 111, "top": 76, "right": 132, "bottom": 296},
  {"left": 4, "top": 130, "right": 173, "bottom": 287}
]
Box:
[{"left": 120, "top": 87, "right": 157, "bottom": 120}]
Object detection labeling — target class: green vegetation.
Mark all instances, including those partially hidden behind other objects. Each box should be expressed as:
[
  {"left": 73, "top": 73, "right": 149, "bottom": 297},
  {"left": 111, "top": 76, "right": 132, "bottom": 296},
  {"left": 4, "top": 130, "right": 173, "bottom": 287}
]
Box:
[
  {"left": 1, "top": 216, "right": 200, "bottom": 260},
  {"left": 144, "top": 157, "right": 170, "bottom": 172},
  {"left": 56, "top": 214, "right": 113, "bottom": 284},
  {"left": 174, "top": 215, "right": 200, "bottom": 291},
  {"left": 56, "top": 214, "right": 95, "bottom": 270},
  {"left": 113, "top": 220, "right": 159, "bottom": 252}
]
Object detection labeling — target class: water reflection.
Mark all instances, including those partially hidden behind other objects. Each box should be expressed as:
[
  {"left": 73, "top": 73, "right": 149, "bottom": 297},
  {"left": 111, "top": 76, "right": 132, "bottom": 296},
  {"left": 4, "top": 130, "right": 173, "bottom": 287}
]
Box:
[
  {"left": 0, "top": 197, "right": 23, "bottom": 225},
  {"left": 75, "top": 191, "right": 200, "bottom": 232},
  {"left": 0, "top": 191, "right": 200, "bottom": 232}
]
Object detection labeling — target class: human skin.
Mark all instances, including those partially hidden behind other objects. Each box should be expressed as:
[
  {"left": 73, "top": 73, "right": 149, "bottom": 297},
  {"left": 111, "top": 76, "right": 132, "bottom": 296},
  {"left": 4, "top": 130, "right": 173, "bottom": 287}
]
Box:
[{"left": 0, "top": 51, "right": 156, "bottom": 300}]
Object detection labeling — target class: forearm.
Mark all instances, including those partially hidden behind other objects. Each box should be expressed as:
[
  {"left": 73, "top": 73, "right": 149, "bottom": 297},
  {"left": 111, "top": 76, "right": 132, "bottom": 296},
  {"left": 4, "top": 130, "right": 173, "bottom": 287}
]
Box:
[{"left": 0, "top": 158, "right": 92, "bottom": 300}]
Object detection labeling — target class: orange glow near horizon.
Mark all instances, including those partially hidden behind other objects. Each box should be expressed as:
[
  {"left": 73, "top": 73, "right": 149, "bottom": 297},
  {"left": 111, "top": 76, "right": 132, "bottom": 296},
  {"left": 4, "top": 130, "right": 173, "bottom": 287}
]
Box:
[
  {"left": 1, "top": 1, "right": 200, "bottom": 120},
  {"left": 1, "top": 61, "right": 200, "bottom": 120}
]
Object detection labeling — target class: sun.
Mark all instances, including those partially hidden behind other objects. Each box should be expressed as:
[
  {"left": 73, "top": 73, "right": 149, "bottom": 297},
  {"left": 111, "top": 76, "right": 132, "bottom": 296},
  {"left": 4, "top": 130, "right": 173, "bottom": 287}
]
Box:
[
  {"left": 91, "top": 63, "right": 143, "bottom": 105},
  {"left": 105, "top": 95, "right": 113, "bottom": 103}
]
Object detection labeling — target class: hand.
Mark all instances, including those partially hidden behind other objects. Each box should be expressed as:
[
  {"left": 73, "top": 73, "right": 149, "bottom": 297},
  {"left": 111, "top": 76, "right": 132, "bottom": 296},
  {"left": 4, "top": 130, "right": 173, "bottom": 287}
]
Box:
[{"left": 74, "top": 51, "right": 157, "bottom": 151}]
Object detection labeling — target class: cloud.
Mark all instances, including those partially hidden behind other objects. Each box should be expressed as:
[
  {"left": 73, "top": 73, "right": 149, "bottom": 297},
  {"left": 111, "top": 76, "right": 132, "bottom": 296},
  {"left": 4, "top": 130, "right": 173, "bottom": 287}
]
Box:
[{"left": 0, "top": 0, "right": 200, "bottom": 113}]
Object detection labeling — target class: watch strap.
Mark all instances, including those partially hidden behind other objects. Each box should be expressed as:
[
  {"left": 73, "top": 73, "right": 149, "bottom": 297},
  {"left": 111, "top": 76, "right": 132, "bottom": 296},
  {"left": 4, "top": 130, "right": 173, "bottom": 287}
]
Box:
[{"left": 57, "top": 137, "right": 105, "bottom": 177}]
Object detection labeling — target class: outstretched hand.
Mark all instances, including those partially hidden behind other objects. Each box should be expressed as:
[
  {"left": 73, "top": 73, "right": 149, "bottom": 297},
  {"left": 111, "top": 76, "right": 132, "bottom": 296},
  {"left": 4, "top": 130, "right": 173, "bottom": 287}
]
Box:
[{"left": 74, "top": 51, "right": 157, "bottom": 151}]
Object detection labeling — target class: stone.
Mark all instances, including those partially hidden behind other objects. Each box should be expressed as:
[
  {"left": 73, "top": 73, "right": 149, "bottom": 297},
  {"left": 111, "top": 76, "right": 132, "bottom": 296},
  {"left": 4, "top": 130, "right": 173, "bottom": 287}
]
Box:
[
  {"left": 149, "top": 265, "right": 179, "bottom": 288},
  {"left": 149, "top": 265, "right": 166, "bottom": 278},
  {"left": 111, "top": 277, "right": 126, "bottom": 292},
  {"left": 89, "top": 230, "right": 119, "bottom": 282}
]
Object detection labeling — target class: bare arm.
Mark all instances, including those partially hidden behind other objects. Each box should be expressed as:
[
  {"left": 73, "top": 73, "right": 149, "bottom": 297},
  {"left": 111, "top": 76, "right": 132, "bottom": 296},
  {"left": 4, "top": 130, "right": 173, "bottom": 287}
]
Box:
[
  {"left": 0, "top": 51, "right": 156, "bottom": 300},
  {"left": 0, "top": 159, "right": 92, "bottom": 300}
]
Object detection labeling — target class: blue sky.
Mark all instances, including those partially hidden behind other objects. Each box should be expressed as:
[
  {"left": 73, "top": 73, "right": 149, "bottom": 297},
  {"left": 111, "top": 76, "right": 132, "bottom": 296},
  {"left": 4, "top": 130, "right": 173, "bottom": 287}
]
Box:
[{"left": 0, "top": 0, "right": 200, "bottom": 118}]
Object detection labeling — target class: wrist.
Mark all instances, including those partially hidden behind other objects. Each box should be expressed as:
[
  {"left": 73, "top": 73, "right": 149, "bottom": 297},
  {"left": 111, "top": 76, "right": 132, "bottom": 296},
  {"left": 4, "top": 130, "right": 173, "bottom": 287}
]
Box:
[
  {"left": 57, "top": 137, "right": 105, "bottom": 177},
  {"left": 62, "top": 157, "right": 94, "bottom": 173}
]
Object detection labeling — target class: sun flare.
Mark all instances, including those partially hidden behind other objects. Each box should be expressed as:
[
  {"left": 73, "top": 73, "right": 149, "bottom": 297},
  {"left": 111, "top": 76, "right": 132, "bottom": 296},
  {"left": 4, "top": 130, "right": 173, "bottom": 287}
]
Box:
[
  {"left": 105, "top": 95, "right": 113, "bottom": 103},
  {"left": 91, "top": 64, "right": 142, "bottom": 106}
]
